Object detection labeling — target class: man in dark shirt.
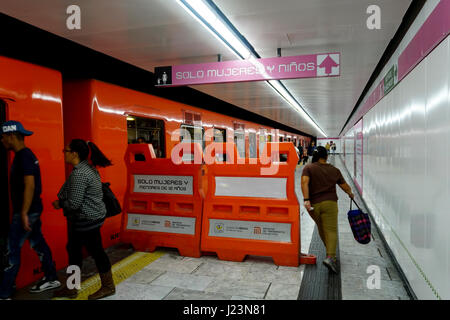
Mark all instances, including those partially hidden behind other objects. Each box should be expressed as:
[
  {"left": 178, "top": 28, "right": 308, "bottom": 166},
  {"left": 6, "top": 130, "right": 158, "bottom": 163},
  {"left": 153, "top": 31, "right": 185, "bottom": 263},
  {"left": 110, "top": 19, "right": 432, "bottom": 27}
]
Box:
[
  {"left": 301, "top": 146, "right": 354, "bottom": 274},
  {"left": 306, "top": 142, "right": 316, "bottom": 164},
  {"left": 0, "top": 121, "right": 60, "bottom": 299}
]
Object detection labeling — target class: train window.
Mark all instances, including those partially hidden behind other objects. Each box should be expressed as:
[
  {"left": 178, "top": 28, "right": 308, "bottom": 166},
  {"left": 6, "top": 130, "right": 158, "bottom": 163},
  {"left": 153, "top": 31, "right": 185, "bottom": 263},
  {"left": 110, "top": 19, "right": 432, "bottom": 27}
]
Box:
[
  {"left": 279, "top": 137, "right": 283, "bottom": 142},
  {"left": 0, "top": 100, "right": 9, "bottom": 274},
  {"left": 249, "top": 132, "right": 257, "bottom": 158},
  {"left": 259, "top": 129, "right": 267, "bottom": 157},
  {"left": 233, "top": 123, "right": 245, "bottom": 158},
  {"left": 127, "top": 116, "right": 165, "bottom": 158},
  {"left": 234, "top": 131, "right": 245, "bottom": 158},
  {"left": 267, "top": 134, "right": 273, "bottom": 142},
  {"left": 213, "top": 128, "right": 226, "bottom": 161},
  {"left": 213, "top": 128, "right": 226, "bottom": 142},
  {"left": 180, "top": 124, "right": 205, "bottom": 149}
]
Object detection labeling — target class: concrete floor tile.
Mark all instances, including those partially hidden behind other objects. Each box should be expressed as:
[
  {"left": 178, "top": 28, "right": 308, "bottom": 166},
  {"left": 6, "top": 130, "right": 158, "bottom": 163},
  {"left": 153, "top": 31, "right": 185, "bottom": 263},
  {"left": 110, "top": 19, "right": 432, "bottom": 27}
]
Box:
[
  {"left": 163, "top": 287, "right": 232, "bottom": 300},
  {"left": 144, "top": 256, "right": 204, "bottom": 274},
  {"left": 265, "top": 283, "right": 301, "bottom": 300},
  {"left": 103, "top": 282, "right": 174, "bottom": 300},
  {"left": 192, "top": 261, "right": 251, "bottom": 280},
  {"left": 126, "top": 269, "right": 166, "bottom": 285},
  {"left": 151, "top": 272, "right": 215, "bottom": 291},
  {"left": 231, "top": 295, "right": 264, "bottom": 300},
  {"left": 204, "top": 279, "right": 270, "bottom": 299},
  {"left": 244, "top": 267, "right": 304, "bottom": 285}
]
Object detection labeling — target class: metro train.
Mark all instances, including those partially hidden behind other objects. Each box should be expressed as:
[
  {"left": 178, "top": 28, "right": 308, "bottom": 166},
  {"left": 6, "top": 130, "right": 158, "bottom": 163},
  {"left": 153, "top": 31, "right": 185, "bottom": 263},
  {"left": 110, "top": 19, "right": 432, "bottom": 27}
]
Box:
[{"left": 0, "top": 55, "right": 312, "bottom": 289}]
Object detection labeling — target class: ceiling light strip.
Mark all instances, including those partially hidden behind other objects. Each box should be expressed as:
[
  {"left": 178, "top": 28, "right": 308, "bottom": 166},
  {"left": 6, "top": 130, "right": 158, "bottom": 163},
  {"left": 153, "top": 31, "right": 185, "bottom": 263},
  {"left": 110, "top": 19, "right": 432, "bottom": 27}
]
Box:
[{"left": 177, "top": 0, "right": 327, "bottom": 137}]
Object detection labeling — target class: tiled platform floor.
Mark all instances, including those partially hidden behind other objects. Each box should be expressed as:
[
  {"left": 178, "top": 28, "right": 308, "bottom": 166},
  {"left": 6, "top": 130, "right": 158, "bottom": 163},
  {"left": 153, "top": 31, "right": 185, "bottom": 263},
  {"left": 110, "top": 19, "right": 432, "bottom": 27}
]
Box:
[{"left": 103, "top": 155, "right": 412, "bottom": 300}]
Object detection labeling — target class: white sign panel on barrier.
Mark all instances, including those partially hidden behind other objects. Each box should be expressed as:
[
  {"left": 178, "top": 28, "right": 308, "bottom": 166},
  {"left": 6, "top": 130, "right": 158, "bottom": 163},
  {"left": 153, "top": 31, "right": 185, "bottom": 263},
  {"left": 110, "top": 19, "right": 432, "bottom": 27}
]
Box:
[
  {"left": 133, "top": 175, "right": 193, "bottom": 195},
  {"left": 214, "top": 177, "right": 287, "bottom": 199},
  {"left": 127, "top": 213, "right": 196, "bottom": 235},
  {"left": 208, "top": 219, "right": 292, "bottom": 242}
]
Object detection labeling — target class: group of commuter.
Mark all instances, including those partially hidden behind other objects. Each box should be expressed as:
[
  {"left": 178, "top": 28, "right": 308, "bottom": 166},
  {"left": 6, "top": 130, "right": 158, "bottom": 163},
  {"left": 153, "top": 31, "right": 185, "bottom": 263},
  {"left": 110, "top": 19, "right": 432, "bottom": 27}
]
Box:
[
  {"left": 0, "top": 120, "right": 115, "bottom": 300},
  {"left": 294, "top": 142, "right": 318, "bottom": 165},
  {"left": 325, "top": 141, "right": 337, "bottom": 155}
]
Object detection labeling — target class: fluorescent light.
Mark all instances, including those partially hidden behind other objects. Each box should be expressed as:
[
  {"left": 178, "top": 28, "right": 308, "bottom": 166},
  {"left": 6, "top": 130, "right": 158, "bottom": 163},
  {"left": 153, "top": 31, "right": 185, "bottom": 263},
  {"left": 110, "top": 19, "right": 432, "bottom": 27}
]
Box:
[
  {"left": 177, "top": 0, "right": 251, "bottom": 59},
  {"left": 126, "top": 117, "right": 136, "bottom": 121},
  {"left": 177, "top": 0, "right": 327, "bottom": 138}
]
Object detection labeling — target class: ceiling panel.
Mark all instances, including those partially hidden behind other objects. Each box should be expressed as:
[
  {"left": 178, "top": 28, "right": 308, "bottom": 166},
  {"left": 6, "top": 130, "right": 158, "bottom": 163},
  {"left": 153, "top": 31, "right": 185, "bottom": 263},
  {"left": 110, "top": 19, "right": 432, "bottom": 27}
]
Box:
[{"left": 0, "top": 0, "right": 412, "bottom": 137}]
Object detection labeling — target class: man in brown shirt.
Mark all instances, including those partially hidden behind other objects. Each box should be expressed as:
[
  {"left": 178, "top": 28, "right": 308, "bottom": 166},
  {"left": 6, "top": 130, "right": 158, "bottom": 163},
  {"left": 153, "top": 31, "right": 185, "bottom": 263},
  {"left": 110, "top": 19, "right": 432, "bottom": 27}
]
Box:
[{"left": 301, "top": 146, "right": 354, "bottom": 273}]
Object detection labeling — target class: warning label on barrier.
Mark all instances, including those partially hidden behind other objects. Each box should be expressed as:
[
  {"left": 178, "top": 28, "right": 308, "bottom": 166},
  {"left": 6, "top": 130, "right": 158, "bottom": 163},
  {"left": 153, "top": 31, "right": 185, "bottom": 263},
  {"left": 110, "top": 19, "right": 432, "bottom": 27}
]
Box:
[
  {"left": 208, "top": 219, "right": 291, "bottom": 242},
  {"left": 126, "top": 213, "right": 196, "bottom": 235},
  {"left": 133, "top": 175, "right": 193, "bottom": 195}
]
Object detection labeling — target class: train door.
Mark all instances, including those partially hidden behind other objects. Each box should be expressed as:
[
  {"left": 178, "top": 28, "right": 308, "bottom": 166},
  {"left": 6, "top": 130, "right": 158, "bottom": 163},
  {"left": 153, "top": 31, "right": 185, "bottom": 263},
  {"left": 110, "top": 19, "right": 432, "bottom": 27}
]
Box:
[{"left": 0, "top": 100, "right": 9, "bottom": 276}]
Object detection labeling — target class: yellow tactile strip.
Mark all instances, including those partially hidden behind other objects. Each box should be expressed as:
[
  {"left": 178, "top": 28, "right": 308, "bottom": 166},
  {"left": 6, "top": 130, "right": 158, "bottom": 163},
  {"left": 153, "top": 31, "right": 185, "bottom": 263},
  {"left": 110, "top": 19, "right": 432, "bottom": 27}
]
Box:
[{"left": 53, "top": 250, "right": 166, "bottom": 300}]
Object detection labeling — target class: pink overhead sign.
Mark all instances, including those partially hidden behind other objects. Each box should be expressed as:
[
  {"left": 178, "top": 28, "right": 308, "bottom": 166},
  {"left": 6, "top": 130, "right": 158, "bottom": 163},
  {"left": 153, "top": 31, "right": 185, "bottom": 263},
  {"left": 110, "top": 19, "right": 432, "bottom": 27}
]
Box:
[{"left": 155, "top": 53, "right": 340, "bottom": 86}]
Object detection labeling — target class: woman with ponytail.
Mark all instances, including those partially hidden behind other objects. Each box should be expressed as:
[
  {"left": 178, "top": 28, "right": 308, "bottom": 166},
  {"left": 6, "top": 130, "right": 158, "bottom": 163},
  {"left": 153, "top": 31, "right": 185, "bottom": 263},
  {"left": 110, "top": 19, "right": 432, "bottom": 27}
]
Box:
[{"left": 52, "top": 139, "right": 115, "bottom": 300}]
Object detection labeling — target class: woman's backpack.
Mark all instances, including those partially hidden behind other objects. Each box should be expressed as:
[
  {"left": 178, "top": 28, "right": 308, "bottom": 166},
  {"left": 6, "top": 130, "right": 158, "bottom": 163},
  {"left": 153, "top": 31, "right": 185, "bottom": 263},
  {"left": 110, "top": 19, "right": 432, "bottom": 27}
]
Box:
[
  {"left": 347, "top": 199, "right": 371, "bottom": 244},
  {"left": 102, "top": 182, "right": 122, "bottom": 218}
]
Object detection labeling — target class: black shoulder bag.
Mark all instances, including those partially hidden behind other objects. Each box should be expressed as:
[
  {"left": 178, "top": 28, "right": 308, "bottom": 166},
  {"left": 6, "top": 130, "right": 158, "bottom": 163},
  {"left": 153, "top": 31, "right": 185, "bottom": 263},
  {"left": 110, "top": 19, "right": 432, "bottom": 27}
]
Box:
[{"left": 102, "top": 182, "right": 122, "bottom": 218}]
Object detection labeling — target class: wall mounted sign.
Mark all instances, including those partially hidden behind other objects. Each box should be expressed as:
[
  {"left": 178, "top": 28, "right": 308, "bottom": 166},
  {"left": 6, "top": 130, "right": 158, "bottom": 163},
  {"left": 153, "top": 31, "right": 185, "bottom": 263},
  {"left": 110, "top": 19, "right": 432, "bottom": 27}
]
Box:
[
  {"left": 155, "top": 53, "right": 340, "bottom": 86},
  {"left": 384, "top": 64, "right": 398, "bottom": 95}
]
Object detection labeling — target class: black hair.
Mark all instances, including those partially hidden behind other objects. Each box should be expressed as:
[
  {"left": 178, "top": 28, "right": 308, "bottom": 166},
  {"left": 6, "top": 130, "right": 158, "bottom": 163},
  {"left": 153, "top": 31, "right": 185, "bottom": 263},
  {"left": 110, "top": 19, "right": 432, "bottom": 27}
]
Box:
[
  {"left": 69, "top": 139, "right": 112, "bottom": 168},
  {"left": 312, "top": 150, "right": 320, "bottom": 163},
  {"left": 316, "top": 146, "right": 328, "bottom": 160}
]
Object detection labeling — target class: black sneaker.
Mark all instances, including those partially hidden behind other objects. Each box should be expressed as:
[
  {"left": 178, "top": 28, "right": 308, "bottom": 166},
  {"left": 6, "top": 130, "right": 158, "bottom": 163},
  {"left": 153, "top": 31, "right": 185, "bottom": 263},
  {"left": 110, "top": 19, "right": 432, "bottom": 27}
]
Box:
[
  {"left": 29, "top": 277, "right": 61, "bottom": 293},
  {"left": 323, "top": 257, "right": 339, "bottom": 274}
]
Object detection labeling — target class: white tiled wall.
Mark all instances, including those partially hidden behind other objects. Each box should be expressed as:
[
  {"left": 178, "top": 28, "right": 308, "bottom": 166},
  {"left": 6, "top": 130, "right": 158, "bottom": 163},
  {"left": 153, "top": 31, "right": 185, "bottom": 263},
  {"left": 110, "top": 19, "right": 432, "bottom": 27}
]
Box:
[{"left": 344, "top": 36, "right": 450, "bottom": 300}]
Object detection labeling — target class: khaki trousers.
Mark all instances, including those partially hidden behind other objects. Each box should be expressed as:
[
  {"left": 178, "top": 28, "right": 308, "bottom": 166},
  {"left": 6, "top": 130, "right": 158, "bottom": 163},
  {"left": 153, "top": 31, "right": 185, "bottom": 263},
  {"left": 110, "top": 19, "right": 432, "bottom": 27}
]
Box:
[{"left": 308, "top": 200, "right": 338, "bottom": 257}]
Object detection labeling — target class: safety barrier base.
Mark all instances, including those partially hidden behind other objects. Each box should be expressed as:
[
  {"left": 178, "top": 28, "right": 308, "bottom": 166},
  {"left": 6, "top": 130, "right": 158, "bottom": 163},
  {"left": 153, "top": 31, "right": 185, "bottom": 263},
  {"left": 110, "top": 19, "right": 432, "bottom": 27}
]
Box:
[{"left": 300, "top": 253, "right": 317, "bottom": 265}]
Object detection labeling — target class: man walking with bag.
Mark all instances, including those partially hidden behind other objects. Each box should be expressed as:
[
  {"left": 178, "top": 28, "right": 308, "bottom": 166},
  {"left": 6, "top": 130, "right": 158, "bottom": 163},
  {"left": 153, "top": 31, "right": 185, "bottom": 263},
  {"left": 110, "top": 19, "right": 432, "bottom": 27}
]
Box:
[{"left": 301, "top": 146, "right": 354, "bottom": 274}]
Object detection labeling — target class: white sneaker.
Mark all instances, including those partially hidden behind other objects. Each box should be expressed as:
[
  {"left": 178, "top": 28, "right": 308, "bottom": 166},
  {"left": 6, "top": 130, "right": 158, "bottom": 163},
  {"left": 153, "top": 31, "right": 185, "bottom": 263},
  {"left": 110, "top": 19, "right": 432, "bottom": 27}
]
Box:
[{"left": 29, "top": 277, "right": 61, "bottom": 293}]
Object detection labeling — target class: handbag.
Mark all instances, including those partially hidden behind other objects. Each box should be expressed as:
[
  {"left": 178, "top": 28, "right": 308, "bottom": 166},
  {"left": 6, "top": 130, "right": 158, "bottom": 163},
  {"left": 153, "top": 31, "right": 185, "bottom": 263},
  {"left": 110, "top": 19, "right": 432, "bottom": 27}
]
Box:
[
  {"left": 102, "top": 182, "right": 122, "bottom": 218},
  {"left": 347, "top": 199, "right": 371, "bottom": 244}
]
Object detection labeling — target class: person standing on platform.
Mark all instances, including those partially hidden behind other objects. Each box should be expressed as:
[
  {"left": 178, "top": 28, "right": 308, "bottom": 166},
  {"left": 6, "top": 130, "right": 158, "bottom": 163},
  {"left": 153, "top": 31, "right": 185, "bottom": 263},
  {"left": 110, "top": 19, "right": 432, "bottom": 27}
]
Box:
[
  {"left": 307, "top": 142, "right": 316, "bottom": 163},
  {"left": 325, "top": 142, "right": 330, "bottom": 154},
  {"left": 0, "top": 121, "right": 60, "bottom": 300},
  {"left": 52, "top": 139, "right": 115, "bottom": 300},
  {"left": 301, "top": 146, "right": 354, "bottom": 274},
  {"left": 298, "top": 144, "right": 304, "bottom": 165}
]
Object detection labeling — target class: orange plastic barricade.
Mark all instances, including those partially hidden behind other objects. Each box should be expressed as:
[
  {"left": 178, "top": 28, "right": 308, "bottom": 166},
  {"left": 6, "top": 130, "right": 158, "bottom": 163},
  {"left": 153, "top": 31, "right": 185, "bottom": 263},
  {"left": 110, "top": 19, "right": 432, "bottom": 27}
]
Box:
[
  {"left": 201, "top": 142, "right": 309, "bottom": 266},
  {"left": 122, "top": 143, "right": 203, "bottom": 257}
]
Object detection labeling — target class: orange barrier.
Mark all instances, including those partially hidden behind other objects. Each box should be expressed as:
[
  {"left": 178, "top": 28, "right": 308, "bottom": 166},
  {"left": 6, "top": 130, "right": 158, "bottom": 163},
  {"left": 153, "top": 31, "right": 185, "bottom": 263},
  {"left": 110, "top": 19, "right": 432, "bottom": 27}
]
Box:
[
  {"left": 121, "top": 143, "right": 204, "bottom": 257},
  {"left": 200, "top": 142, "right": 304, "bottom": 266}
]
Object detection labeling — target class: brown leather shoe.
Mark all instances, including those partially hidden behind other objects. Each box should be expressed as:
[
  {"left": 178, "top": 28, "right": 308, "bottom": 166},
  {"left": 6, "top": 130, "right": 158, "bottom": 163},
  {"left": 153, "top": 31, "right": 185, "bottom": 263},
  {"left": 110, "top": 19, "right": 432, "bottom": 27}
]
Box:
[
  {"left": 53, "top": 285, "right": 78, "bottom": 299},
  {"left": 88, "top": 270, "right": 115, "bottom": 300}
]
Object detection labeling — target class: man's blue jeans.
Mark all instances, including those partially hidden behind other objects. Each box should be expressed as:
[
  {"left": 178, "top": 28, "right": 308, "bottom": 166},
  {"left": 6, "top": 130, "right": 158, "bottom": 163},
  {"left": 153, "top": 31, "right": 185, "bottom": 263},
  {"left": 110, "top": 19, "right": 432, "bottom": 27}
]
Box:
[{"left": 0, "top": 213, "right": 58, "bottom": 298}]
